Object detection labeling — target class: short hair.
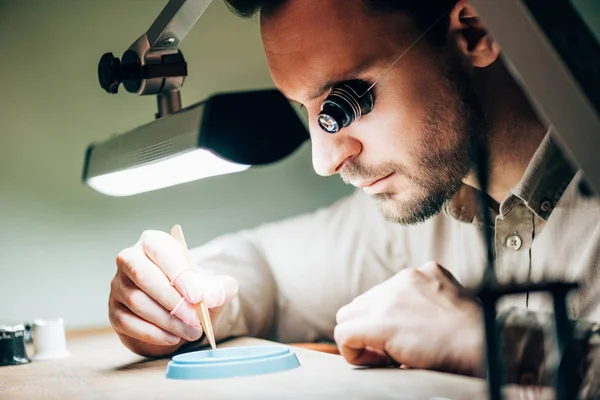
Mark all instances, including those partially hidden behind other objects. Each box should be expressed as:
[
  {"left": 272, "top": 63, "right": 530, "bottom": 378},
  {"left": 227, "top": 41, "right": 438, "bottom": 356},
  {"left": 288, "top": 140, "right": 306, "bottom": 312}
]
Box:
[{"left": 224, "top": 0, "right": 459, "bottom": 45}]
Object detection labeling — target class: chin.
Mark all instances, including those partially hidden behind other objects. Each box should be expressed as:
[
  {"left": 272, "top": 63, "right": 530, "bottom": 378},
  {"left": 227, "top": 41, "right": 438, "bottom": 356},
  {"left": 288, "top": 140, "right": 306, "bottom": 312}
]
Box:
[
  {"left": 373, "top": 190, "right": 414, "bottom": 224},
  {"left": 373, "top": 187, "right": 447, "bottom": 226}
]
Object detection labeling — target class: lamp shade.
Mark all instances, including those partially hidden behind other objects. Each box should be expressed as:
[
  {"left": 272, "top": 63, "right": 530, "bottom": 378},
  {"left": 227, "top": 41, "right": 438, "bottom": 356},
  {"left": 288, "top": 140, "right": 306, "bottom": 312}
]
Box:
[{"left": 82, "top": 89, "right": 309, "bottom": 196}]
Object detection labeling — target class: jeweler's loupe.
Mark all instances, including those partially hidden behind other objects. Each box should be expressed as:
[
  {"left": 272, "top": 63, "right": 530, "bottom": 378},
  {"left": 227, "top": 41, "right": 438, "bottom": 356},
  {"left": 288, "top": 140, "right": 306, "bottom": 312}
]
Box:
[{"left": 317, "top": 80, "right": 374, "bottom": 134}]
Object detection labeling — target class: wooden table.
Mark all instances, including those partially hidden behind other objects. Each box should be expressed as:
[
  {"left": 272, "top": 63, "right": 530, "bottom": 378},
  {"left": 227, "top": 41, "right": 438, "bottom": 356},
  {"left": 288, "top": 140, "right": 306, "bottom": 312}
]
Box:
[{"left": 0, "top": 329, "right": 553, "bottom": 399}]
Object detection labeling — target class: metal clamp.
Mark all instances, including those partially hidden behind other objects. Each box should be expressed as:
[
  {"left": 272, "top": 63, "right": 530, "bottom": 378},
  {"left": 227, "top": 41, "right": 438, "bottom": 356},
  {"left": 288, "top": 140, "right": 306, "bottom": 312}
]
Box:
[{"left": 97, "top": 0, "right": 214, "bottom": 117}]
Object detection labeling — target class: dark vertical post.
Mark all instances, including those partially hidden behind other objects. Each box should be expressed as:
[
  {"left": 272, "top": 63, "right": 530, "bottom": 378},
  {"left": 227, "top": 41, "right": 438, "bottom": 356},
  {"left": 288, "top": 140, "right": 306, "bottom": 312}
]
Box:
[
  {"left": 482, "top": 292, "right": 503, "bottom": 400},
  {"left": 552, "top": 287, "right": 577, "bottom": 400}
]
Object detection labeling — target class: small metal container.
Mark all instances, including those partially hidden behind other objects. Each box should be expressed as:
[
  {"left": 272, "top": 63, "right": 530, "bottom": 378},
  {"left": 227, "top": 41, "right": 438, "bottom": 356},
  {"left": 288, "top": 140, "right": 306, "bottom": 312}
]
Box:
[{"left": 0, "top": 324, "right": 31, "bottom": 366}]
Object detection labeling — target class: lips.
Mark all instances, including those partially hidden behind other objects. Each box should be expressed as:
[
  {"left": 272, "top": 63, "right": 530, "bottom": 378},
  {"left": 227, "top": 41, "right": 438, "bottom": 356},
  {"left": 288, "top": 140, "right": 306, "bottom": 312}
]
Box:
[
  {"left": 352, "top": 177, "right": 384, "bottom": 188},
  {"left": 351, "top": 173, "right": 394, "bottom": 194}
]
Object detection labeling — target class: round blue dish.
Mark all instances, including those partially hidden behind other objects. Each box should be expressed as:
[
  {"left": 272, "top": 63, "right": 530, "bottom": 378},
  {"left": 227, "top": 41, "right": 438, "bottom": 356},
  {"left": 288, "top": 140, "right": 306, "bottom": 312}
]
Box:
[{"left": 165, "top": 345, "right": 301, "bottom": 380}]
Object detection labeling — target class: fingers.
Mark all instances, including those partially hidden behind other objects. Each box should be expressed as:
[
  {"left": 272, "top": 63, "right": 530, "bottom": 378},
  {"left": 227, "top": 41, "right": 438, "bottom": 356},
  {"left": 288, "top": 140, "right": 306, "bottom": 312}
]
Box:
[
  {"left": 138, "top": 230, "right": 214, "bottom": 304},
  {"left": 336, "top": 279, "right": 396, "bottom": 324},
  {"left": 334, "top": 262, "right": 473, "bottom": 372},
  {"left": 117, "top": 246, "right": 200, "bottom": 326},
  {"left": 418, "top": 261, "right": 448, "bottom": 278},
  {"left": 110, "top": 301, "right": 181, "bottom": 346},
  {"left": 336, "top": 302, "right": 359, "bottom": 324},
  {"left": 334, "top": 319, "right": 393, "bottom": 366},
  {"left": 418, "top": 261, "right": 465, "bottom": 290},
  {"left": 113, "top": 273, "right": 203, "bottom": 342},
  {"left": 335, "top": 272, "right": 414, "bottom": 324},
  {"left": 138, "top": 229, "right": 239, "bottom": 309},
  {"left": 336, "top": 292, "right": 384, "bottom": 324},
  {"left": 117, "top": 230, "right": 240, "bottom": 326}
]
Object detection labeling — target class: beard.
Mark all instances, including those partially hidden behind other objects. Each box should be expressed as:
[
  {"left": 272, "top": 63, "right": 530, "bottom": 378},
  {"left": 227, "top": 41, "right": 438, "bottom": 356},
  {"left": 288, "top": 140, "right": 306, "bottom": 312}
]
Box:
[{"left": 340, "top": 53, "right": 489, "bottom": 225}]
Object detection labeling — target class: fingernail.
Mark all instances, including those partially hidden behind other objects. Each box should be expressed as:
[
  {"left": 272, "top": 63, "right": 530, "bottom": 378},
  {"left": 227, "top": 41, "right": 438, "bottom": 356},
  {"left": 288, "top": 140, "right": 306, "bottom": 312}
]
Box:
[
  {"left": 165, "top": 334, "right": 181, "bottom": 345},
  {"left": 185, "top": 325, "right": 203, "bottom": 341},
  {"left": 174, "top": 300, "right": 200, "bottom": 326}
]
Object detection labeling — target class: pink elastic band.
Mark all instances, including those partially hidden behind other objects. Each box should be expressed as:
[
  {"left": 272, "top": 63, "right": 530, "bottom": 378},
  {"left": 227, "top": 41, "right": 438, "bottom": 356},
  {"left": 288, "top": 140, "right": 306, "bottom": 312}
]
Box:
[
  {"left": 170, "top": 297, "right": 186, "bottom": 315},
  {"left": 170, "top": 268, "right": 194, "bottom": 287}
]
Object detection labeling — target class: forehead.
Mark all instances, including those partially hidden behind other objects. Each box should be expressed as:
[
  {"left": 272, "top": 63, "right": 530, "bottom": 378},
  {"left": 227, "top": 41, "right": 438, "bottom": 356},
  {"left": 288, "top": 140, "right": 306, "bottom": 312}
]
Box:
[{"left": 260, "top": 0, "right": 418, "bottom": 102}]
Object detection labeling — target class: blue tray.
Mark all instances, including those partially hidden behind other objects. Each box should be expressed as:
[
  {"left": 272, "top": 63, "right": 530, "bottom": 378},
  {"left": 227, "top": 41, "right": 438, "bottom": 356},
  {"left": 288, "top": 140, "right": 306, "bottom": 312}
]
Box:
[{"left": 166, "top": 345, "right": 301, "bottom": 380}]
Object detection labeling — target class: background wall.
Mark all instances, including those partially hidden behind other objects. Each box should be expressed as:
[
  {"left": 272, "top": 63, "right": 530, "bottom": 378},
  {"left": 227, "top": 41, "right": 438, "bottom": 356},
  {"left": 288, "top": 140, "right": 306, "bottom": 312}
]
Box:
[{"left": 0, "top": 1, "right": 352, "bottom": 329}]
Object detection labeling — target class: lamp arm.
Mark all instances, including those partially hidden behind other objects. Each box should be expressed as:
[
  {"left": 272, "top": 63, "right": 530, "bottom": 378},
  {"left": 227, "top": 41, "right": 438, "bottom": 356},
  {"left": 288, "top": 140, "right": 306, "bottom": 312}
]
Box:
[
  {"left": 145, "top": 0, "right": 214, "bottom": 53},
  {"left": 97, "top": 0, "right": 214, "bottom": 100}
]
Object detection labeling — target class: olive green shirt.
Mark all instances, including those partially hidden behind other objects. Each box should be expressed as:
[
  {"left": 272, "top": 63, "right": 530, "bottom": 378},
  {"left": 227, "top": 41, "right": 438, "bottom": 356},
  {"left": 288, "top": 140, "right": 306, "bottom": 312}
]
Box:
[{"left": 443, "top": 131, "right": 600, "bottom": 396}]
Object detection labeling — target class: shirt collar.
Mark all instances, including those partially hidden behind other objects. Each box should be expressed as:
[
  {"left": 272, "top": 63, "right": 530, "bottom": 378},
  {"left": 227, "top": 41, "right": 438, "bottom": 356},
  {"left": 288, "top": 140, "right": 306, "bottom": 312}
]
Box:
[{"left": 444, "top": 129, "right": 577, "bottom": 225}]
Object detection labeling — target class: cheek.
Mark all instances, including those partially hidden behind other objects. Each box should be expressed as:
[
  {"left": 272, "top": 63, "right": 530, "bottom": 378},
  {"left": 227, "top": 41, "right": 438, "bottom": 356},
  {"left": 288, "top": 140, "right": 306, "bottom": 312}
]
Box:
[
  {"left": 356, "top": 73, "right": 459, "bottom": 167},
  {"left": 356, "top": 48, "right": 459, "bottom": 161},
  {"left": 352, "top": 98, "right": 422, "bottom": 166}
]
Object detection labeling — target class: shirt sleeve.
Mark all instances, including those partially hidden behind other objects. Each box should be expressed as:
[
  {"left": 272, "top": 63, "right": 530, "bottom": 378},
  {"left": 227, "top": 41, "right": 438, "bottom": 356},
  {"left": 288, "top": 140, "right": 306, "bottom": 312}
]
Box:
[
  {"left": 185, "top": 189, "right": 395, "bottom": 344},
  {"left": 187, "top": 228, "right": 278, "bottom": 342},
  {"left": 497, "top": 307, "right": 600, "bottom": 398}
]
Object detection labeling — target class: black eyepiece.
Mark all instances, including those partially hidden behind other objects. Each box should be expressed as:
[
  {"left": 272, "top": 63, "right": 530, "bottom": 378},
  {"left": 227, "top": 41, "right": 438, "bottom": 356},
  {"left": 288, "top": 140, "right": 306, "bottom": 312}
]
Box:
[{"left": 317, "top": 80, "right": 374, "bottom": 134}]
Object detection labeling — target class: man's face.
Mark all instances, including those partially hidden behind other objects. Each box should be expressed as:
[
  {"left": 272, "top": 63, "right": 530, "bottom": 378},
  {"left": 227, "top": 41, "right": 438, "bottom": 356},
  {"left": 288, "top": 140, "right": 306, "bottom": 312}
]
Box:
[{"left": 261, "top": 0, "right": 486, "bottom": 224}]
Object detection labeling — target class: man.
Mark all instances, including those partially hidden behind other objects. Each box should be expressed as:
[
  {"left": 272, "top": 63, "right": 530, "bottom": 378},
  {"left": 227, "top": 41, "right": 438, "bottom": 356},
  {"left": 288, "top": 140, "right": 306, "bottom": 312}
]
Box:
[{"left": 108, "top": 0, "right": 600, "bottom": 396}]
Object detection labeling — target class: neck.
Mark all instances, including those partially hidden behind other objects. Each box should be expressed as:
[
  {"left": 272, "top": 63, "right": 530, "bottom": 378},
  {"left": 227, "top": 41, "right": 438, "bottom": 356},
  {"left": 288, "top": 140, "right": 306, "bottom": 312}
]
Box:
[{"left": 463, "top": 61, "right": 547, "bottom": 204}]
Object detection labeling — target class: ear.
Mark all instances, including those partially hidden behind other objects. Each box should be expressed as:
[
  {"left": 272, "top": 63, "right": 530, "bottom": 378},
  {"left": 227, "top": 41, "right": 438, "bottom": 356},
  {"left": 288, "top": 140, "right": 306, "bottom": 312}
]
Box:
[{"left": 448, "top": 1, "right": 501, "bottom": 68}]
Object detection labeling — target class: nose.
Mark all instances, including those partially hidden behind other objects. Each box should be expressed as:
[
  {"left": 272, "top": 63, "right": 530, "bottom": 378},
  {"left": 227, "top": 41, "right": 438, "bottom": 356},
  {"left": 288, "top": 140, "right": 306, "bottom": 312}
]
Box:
[{"left": 309, "top": 119, "right": 362, "bottom": 177}]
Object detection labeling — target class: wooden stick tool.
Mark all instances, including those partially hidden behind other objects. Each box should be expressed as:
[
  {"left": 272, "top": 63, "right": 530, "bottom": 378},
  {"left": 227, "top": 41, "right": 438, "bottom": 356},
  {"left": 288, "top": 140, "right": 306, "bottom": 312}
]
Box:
[{"left": 170, "top": 224, "right": 217, "bottom": 351}]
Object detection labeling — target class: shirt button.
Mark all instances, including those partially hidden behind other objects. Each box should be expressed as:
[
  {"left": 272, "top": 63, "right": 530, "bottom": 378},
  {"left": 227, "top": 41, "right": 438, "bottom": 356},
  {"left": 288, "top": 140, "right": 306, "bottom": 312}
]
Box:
[
  {"left": 540, "top": 200, "right": 552, "bottom": 212},
  {"left": 506, "top": 235, "right": 523, "bottom": 251}
]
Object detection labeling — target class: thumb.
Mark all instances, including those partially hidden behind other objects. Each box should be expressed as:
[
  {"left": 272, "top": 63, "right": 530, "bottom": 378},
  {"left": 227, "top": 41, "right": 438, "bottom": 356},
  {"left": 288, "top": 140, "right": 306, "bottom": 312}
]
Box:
[{"left": 334, "top": 318, "right": 393, "bottom": 367}]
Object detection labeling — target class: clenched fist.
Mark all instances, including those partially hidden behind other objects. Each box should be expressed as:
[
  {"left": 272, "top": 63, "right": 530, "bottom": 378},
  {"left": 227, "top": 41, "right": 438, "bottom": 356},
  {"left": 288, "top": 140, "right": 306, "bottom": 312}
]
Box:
[
  {"left": 109, "top": 230, "right": 238, "bottom": 357},
  {"left": 334, "top": 262, "right": 484, "bottom": 376}
]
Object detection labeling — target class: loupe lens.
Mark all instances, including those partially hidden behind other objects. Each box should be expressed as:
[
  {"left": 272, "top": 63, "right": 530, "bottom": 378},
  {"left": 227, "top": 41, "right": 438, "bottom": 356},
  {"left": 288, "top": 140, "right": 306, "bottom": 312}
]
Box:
[
  {"left": 317, "top": 114, "right": 339, "bottom": 133},
  {"left": 317, "top": 80, "right": 374, "bottom": 134},
  {"left": 318, "top": 103, "right": 348, "bottom": 133}
]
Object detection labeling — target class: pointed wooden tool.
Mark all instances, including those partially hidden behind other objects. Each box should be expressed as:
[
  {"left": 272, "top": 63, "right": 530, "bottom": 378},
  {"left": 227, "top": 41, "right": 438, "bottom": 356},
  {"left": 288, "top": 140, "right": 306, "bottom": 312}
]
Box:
[{"left": 171, "top": 224, "right": 216, "bottom": 351}]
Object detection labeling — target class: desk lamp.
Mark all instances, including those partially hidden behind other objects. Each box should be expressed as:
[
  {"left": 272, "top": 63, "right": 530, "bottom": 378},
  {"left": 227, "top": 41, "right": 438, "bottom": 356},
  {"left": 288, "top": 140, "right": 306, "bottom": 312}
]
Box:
[{"left": 83, "top": 0, "right": 308, "bottom": 197}]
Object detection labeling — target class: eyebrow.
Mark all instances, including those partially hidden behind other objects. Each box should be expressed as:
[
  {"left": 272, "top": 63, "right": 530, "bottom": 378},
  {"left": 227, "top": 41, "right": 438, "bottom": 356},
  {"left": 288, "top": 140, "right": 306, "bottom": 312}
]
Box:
[{"left": 302, "top": 60, "right": 376, "bottom": 102}]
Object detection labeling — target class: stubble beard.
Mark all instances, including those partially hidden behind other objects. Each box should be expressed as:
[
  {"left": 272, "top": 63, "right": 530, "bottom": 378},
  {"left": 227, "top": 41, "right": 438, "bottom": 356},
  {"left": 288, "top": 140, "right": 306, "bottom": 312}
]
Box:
[{"left": 342, "top": 56, "right": 489, "bottom": 225}]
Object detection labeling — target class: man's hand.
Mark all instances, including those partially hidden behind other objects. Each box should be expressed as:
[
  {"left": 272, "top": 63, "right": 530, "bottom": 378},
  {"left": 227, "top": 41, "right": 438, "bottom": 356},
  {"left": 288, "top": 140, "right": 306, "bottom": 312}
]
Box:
[
  {"left": 108, "top": 230, "right": 238, "bottom": 357},
  {"left": 334, "top": 262, "right": 484, "bottom": 376}
]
